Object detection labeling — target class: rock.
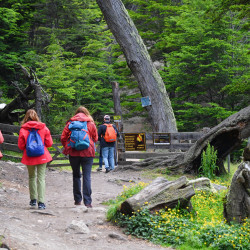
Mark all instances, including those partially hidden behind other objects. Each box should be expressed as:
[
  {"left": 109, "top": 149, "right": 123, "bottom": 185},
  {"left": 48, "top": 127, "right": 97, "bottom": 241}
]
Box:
[
  {"left": 187, "top": 177, "right": 216, "bottom": 192},
  {"left": 88, "top": 234, "right": 99, "bottom": 241},
  {"left": 66, "top": 220, "right": 90, "bottom": 234},
  {"left": 108, "top": 232, "right": 127, "bottom": 241},
  {"left": 69, "top": 206, "right": 88, "bottom": 213},
  {"left": 212, "top": 183, "right": 227, "bottom": 191}
]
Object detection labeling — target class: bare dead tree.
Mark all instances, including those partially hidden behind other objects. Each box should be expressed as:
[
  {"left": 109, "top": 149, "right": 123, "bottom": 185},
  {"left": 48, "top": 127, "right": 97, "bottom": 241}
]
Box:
[{"left": 0, "top": 64, "right": 51, "bottom": 124}]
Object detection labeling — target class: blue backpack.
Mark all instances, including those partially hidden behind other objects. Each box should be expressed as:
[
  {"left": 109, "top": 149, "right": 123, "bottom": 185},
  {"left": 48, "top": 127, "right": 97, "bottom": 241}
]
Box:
[
  {"left": 68, "top": 121, "right": 90, "bottom": 150},
  {"left": 26, "top": 129, "right": 45, "bottom": 157}
]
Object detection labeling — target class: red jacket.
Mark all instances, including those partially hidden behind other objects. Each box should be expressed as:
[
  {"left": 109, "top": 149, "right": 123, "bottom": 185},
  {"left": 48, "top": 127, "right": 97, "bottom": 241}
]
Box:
[
  {"left": 61, "top": 113, "right": 98, "bottom": 157},
  {"left": 0, "top": 130, "right": 4, "bottom": 144},
  {"left": 18, "top": 121, "right": 53, "bottom": 165}
]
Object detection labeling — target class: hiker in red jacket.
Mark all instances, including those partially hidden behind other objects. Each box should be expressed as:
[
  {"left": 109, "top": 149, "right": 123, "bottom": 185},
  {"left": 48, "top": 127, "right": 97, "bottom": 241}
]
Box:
[
  {"left": 18, "top": 109, "right": 53, "bottom": 210},
  {"left": 61, "top": 106, "right": 98, "bottom": 208}
]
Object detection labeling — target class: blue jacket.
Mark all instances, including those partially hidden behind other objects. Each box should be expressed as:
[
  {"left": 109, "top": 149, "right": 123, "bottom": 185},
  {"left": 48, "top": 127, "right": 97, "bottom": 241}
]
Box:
[{"left": 98, "top": 122, "right": 119, "bottom": 148}]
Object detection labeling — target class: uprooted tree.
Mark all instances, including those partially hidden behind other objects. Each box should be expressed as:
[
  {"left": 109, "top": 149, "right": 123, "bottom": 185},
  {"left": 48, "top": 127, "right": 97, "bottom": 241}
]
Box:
[
  {"left": 0, "top": 64, "right": 51, "bottom": 124},
  {"left": 115, "top": 105, "right": 250, "bottom": 175}
]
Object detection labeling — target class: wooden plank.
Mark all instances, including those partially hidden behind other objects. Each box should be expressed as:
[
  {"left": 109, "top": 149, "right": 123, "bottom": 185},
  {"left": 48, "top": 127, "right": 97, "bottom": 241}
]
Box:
[
  {"left": 1, "top": 134, "right": 18, "bottom": 144},
  {"left": 1, "top": 143, "right": 22, "bottom": 152},
  {"left": 170, "top": 132, "right": 202, "bottom": 140},
  {"left": 0, "top": 123, "right": 20, "bottom": 133}
]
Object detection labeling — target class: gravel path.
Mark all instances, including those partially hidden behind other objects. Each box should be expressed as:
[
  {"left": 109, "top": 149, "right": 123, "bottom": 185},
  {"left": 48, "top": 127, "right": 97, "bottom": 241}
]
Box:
[{"left": 0, "top": 161, "right": 174, "bottom": 250}]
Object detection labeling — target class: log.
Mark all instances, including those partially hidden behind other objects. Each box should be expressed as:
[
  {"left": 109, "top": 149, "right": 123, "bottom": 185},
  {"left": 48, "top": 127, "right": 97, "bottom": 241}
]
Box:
[{"left": 120, "top": 176, "right": 195, "bottom": 215}]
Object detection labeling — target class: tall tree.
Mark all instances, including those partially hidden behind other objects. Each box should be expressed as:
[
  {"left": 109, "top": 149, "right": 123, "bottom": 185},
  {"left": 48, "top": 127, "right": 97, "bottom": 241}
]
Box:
[{"left": 96, "top": 0, "right": 177, "bottom": 132}]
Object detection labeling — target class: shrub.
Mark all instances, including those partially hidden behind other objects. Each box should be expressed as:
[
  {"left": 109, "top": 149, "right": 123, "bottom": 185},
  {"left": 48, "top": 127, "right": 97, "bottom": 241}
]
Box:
[{"left": 199, "top": 142, "right": 218, "bottom": 179}]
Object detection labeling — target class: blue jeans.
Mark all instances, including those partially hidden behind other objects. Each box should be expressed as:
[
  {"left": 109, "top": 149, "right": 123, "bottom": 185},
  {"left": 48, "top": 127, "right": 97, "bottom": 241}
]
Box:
[
  {"left": 69, "top": 156, "right": 93, "bottom": 205},
  {"left": 102, "top": 147, "right": 115, "bottom": 170}
]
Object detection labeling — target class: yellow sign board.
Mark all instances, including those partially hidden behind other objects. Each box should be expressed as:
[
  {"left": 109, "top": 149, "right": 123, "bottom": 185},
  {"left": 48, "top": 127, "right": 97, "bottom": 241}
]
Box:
[
  {"left": 124, "top": 133, "right": 146, "bottom": 151},
  {"left": 114, "top": 115, "right": 121, "bottom": 122}
]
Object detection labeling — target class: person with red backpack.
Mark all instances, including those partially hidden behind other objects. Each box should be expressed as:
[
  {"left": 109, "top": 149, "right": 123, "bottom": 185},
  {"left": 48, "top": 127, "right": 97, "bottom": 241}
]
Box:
[{"left": 98, "top": 115, "right": 119, "bottom": 173}]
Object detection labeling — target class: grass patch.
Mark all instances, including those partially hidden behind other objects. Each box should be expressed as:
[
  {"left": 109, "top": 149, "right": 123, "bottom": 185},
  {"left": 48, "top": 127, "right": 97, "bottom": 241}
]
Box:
[{"left": 106, "top": 163, "right": 250, "bottom": 249}]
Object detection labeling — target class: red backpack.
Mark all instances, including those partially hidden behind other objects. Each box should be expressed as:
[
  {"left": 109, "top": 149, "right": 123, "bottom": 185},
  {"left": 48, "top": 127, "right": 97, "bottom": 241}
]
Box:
[{"left": 103, "top": 124, "right": 117, "bottom": 142}]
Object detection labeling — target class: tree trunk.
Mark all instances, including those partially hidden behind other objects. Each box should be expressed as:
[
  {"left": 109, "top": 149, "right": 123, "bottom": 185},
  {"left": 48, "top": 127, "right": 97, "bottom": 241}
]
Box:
[
  {"left": 120, "top": 176, "right": 195, "bottom": 215},
  {"left": 96, "top": 0, "right": 177, "bottom": 133},
  {"left": 224, "top": 161, "right": 250, "bottom": 224},
  {"left": 111, "top": 81, "right": 123, "bottom": 133},
  {"left": 116, "top": 106, "right": 250, "bottom": 175}
]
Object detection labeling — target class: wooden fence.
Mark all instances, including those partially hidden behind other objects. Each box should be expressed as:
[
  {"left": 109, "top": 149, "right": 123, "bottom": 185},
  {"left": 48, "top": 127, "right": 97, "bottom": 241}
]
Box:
[
  {"left": 0, "top": 123, "right": 203, "bottom": 167},
  {"left": 117, "top": 132, "right": 202, "bottom": 164}
]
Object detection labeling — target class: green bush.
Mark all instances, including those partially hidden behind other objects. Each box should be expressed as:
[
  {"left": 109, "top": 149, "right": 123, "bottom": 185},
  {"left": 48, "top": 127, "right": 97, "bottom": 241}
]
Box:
[{"left": 199, "top": 143, "right": 218, "bottom": 179}]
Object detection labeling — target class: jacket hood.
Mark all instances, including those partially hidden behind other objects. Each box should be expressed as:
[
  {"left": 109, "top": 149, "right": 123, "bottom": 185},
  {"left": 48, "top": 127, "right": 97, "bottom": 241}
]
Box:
[
  {"left": 70, "top": 113, "right": 93, "bottom": 122},
  {"left": 21, "top": 121, "right": 46, "bottom": 130}
]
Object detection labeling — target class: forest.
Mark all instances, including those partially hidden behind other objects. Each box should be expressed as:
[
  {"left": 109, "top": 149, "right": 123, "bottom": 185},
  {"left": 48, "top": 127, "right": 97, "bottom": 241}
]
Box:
[{"left": 0, "top": 0, "right": 249, "bottom": 134}]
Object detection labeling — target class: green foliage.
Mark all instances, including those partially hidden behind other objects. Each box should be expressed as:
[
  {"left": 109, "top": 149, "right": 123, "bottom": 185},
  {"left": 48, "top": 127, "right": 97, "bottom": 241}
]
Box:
[
  {"left": 1, "top": 0, "right": 249, "bottom": 132},
  {"left": 199, "top": 143, "right": 219, "bottom": 179},
  {"left": 175, "top": 102, "right": 234, "bottom": 131}
]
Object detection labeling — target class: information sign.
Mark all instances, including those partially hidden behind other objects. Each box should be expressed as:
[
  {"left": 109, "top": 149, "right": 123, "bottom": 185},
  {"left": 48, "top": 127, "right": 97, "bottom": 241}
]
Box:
[
  {"left": 124, "top": 133, "right": 146, "bottom": 151},
  {"left": 153, "top": 133, "right": 171, "bottom": 145},
  {"left": 141, "top": 96, "right": 151, "bottom": 107},
  {"left": 114, "top": 115, "right": 121, "bottom": 122}
]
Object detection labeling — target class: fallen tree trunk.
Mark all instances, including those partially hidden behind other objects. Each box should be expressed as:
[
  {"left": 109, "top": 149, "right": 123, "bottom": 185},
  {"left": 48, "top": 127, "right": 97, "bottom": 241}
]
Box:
[
  {"left": 116, "top": 105, "right": 250, "bottom": 175},
  {"left": 120, "top": 176, "right": 195, "bottom": 215}
]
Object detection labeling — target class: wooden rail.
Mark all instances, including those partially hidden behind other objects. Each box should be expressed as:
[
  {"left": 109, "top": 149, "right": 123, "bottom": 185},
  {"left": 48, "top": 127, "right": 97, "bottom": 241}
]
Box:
[{"left": 0, "top": 123, "right": 203, "bottom": 167}]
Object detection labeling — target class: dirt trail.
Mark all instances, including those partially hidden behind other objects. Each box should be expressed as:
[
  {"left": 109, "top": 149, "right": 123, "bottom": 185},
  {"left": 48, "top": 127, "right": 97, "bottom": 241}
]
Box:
[{"left": 0, "top": 161, "right": 173, "bottom": 250}]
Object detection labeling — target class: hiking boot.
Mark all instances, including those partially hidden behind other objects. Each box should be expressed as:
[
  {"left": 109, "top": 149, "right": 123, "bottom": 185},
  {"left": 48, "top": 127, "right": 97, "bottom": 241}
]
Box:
[
  {"left": 29, "top": 199, "right": 36, "bottom": 209},
  {"left": 74, "top": 201, "right": 81, "bottom": 205},
  {"left": 85, "top": 204, "right": 92, "bottom": 208},
  {"left": 38, "top": 202, "right": 46, "bottom": 210},
  {"left": 96, "top": 168, "right": 102, "bottom": 172},
  {"left": 105, "top": 168, "right": 111, "bottom": 173}
]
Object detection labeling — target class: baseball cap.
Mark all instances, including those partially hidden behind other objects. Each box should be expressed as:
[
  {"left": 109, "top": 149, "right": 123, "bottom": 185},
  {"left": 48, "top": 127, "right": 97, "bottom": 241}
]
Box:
[{"left": 104, "top": 115, "right": 110, "bottom": 120}]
